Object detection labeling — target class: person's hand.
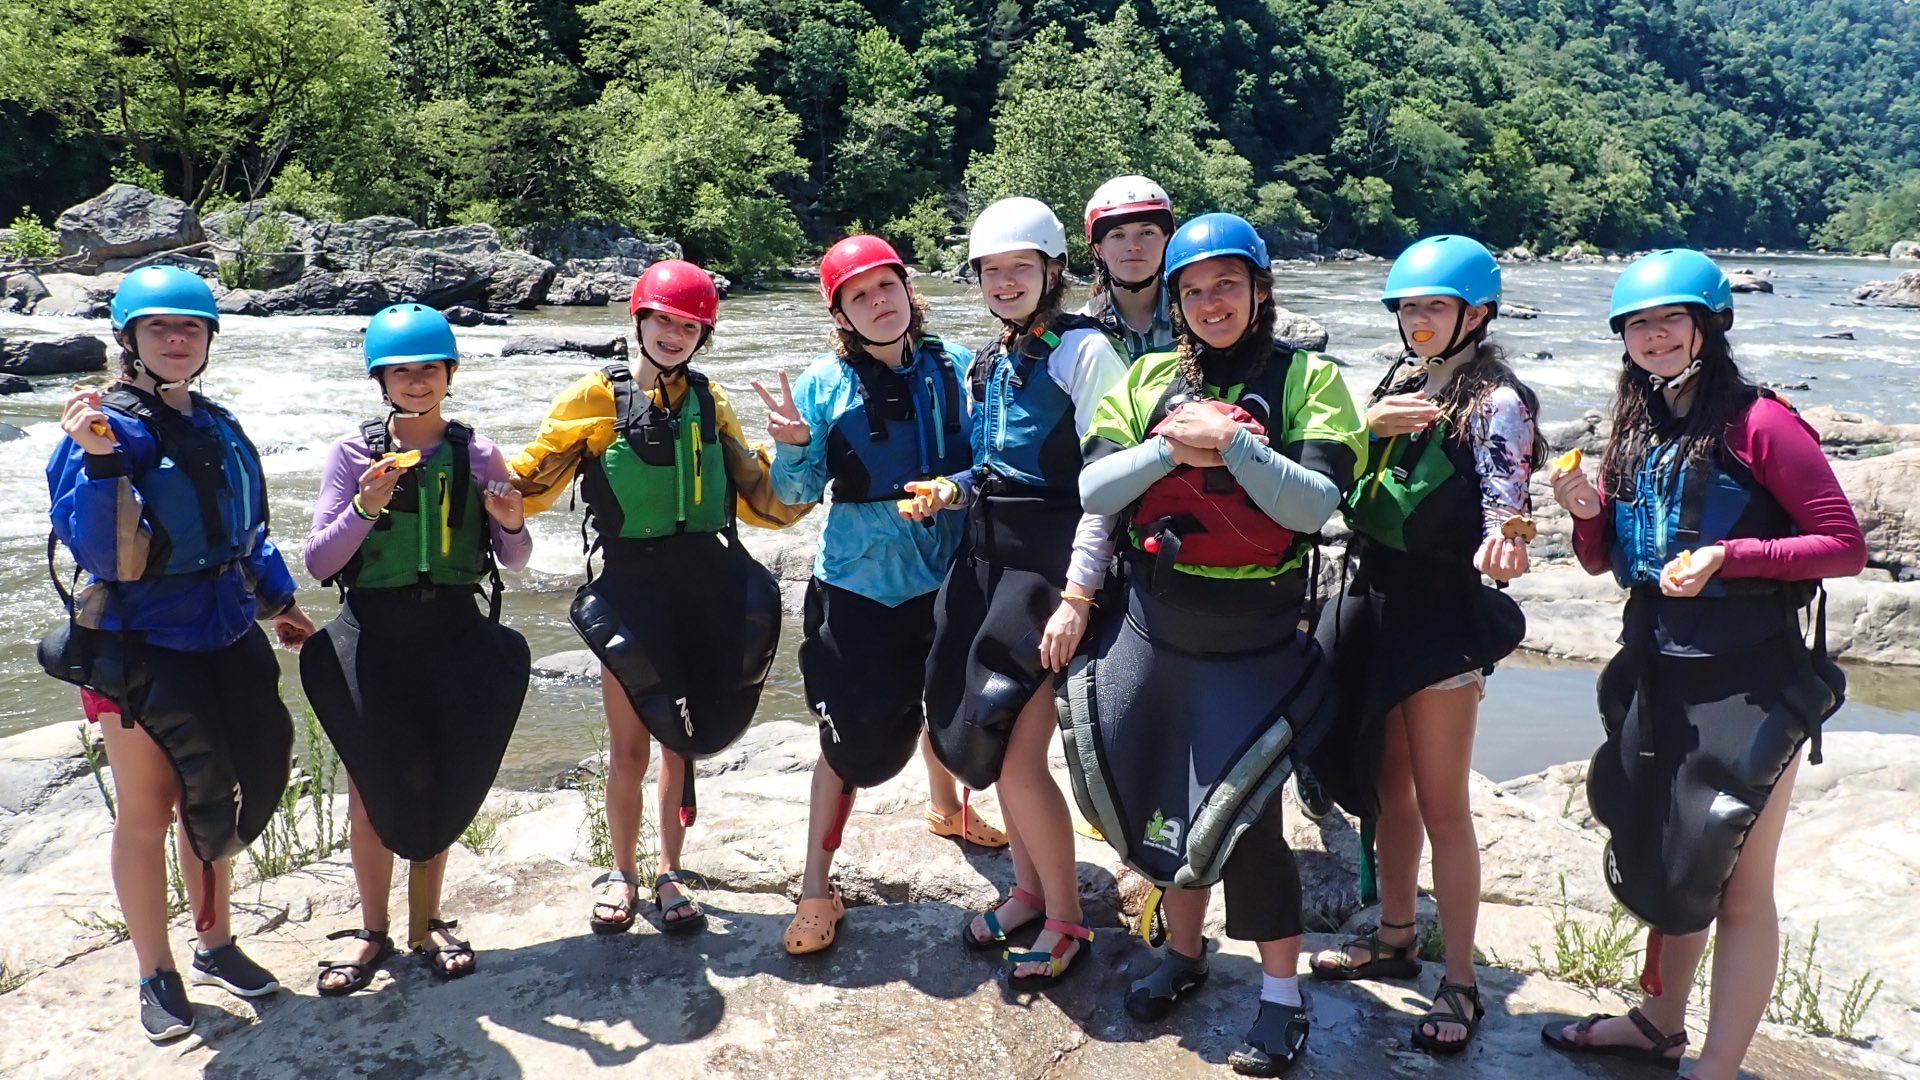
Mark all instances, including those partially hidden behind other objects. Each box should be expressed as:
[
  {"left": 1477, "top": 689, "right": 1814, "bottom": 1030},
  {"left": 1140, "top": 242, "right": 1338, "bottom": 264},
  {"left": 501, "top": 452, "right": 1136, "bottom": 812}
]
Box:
[
  {"left": 1474, "top": 535, "right": 1531, "bottom": 582},
  {"left": 483, "top": 480, "right": 525, "bottom": 531},
  {"left": 750, "top": 370, "right": 812, "bottom": 446},
  {"left": 61, "top": 389, "right": 116, "bottom": 455},
  {"left": 1156, "top": 401, "right": 1244, "bottom": 451},
  {"left": 1367, "top": 393, "right": 1440, "bottom": 438},
  {"left": 898, "top": 478, "right": 958, "bottom": 521},
  {"left": 1660, "top": 545, "right": 1724, "bottom": 597},
  {"left": 271, "top": 603, "right": 316, "bottom": 649},
  {"left": 1550, "top": 464, "right": 1601, "bottom": 521},
  {"left": 356, "top": 457, "right": 405, "bottom": 516},
  {"left": 1039, "top": 596, "right": 1094, "bottom": 671},
  {"left": 1164, "top": 437, "right": 1224, "bottom": 469}
]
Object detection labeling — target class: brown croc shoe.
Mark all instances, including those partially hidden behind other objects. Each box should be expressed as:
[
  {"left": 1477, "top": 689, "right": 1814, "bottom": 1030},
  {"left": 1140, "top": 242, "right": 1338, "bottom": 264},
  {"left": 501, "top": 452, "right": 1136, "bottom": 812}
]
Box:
[{"left": 783, "top": 886, "right": 846, "bottom": 955}]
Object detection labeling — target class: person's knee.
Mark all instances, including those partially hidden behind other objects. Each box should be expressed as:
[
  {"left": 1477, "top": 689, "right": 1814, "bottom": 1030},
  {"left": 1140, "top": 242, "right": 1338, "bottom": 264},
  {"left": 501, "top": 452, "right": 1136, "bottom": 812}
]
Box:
[
  {"left": 1376, "top": 769, "right": 1419, "bottom": 818},
  {"left": 607, "top": 736, "right": 650, "bottom": 781},
  {"left": 114, "top": 794, "right": 177, "bottom": 845},
  {"left": 1715, "top": 869, "right": 1778, "bottom": 928}
]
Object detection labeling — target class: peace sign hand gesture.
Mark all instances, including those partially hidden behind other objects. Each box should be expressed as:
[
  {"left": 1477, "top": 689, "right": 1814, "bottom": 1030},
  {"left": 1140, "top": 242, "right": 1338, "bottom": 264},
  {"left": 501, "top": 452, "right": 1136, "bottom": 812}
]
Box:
[{"left": 751, "top": 370, "right": 812, "bottom": 446}]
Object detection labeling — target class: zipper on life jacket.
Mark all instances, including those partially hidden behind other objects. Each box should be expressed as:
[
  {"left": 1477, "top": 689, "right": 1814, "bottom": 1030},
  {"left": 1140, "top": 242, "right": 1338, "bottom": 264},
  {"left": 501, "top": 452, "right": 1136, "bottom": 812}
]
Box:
[{"left": 1367, "top": 434, "right": 1401, "bottom": 498}]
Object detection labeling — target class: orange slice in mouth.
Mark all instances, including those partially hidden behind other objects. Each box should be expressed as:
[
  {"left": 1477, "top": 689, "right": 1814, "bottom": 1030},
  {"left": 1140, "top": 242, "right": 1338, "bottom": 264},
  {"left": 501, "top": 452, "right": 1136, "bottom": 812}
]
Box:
[
  {"left": 381, "top": 449, "right": 423, "bottom": 469},
  {"left": 1553, "top": 448, "right": 1582, "bottom": 472},
  {"left": 1410, "top": 330, "right": 1436, "bottom": 344}
]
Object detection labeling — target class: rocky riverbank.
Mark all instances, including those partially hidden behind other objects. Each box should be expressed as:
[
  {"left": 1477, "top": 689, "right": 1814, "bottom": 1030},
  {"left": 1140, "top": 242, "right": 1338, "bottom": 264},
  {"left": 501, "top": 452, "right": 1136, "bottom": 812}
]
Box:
[{"left": 0, "top": 719, "right": 1911, "bottom": 1078}]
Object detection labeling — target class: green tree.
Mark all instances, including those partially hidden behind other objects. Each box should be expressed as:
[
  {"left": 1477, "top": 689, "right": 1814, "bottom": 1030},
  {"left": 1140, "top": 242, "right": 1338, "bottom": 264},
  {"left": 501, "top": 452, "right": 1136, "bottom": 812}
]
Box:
[{"left": 826, "top": 28, "right": 954, "bottom": 225}]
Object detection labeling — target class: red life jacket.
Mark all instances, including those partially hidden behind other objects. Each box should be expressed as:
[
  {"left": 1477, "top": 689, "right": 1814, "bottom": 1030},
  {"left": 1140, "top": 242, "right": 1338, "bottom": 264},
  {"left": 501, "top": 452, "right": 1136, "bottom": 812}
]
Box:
[{"left": 1133, "top": 399, "right": 1296, "bottom": 567}]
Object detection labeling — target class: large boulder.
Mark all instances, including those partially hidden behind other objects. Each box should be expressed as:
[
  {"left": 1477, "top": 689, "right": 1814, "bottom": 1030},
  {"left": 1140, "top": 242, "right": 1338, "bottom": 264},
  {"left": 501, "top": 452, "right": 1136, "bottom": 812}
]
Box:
[
  {"left": 1855, "top": 269, "right": 1920, "bottom": 308},
  {"left": 0, "top": 374, "right": 30, "bottom": 395},
  {"left": 0, "top": 271, "right": 51, "bottom": 314},
  {"left": 311, "top": 216, "right": 419, "bottom": 271},
  {"left": 1800, "top": 405, "right": 1920, "bottom": 458},
  {"left": 521, "top": 217, "right": 678, "bottom": 264},
  {"left": 483, "top": 250, "right": 557, "bottom": 309},
  {"left": 367, "top": 247, "right": 489, "bottom": 307},
  {"left": 1727, "top": 269, "right": 1774, "bottom": 294},
  {"left": 201, "top": 206, "right": 316, "bottom": 288},
  {"left": 1272, "top": 306, "right": 1330, "bottom": 351},
  {"left": 0, "top": 335, "right": 108, "bottom": 376},
  {"left": 439, "top": 305, "right": 509, "bottom": 328},
  {"left": 500, "top": 334, "right": 627, "bottom": 359},
  {"left": 396, "top": 223, "right": 501, "bottom": 258},
  {"left": 256, "top": 270, "right": 391, "bottom": 316},
  {"left": 545, "top": 275, "right": 610, "bottom": 306},
  {"left": 19, "top": 273, "right": 119, "bottom": 318},
  {"left": 1891, "top": 240, "right": 1920, "bottom": 261},
  {"left": 549, "top": 256, "right": 651, "bottom": 308},
  {"left": 53, "top": 185, "right": 202, "bottom": 269},
  {"left": 215, "top": 288, "right": 270, "bottom": 318},
  {"left": 1831, "top": 448, "right": 1920, "bottom": 580}
]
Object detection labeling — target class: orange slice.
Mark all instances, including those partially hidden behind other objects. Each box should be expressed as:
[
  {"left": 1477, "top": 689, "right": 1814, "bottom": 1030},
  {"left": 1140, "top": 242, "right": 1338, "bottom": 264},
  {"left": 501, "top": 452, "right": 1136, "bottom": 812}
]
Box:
[
  {"left": 1410, "top": 330, "right": 1435, "bottom": 343},
  {"left": 381, "top": 449, "right": 422, "bottom": 469},
  {"left": 89, "top": 420, "right": 111, "bottom": 438},
  {"left": 1553, "top": 448, "right": 1582, "bottom": 472}
]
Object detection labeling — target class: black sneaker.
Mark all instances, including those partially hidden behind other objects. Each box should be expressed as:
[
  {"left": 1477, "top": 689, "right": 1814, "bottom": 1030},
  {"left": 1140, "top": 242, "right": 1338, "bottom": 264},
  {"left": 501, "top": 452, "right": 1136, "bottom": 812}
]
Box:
[
  {"left": 1229, "top": 998, "right": 1311, "bottom": 1076},
  {"left": 189, "top": 941, "right": 281, "bottom": 998},
  {"left": 1293, "top": 767, "right": 1335, "bottom": 822},
  {"left": 138, "top": 970, "right": 194, "bottom": 1043}
]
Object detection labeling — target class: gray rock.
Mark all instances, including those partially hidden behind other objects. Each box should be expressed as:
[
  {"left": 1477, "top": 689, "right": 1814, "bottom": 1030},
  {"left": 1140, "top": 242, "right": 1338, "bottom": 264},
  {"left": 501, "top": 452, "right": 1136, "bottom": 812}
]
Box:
[
  {"left": 25, "top": 272, "right": 120, "bottom": 318},
  {"left": 1832, "top": 448, "right": 1920, "bottom": 579},
  {"left": 54, "top": 184, "right": 202, "bottom": 269},
  {"left": 395, "top": 223, "right": 501, "bottom": 257},
  {"left": 1891, "top": 240, "right": 1920, "bottom": 261},
  {"left": 367, "top": 246, "right": 488, "bottom": 307},
  {"left": 1728, "top": 270, "right": 1775, "bottom": 294},
  {"left": 521, "top": 217, "right": 678, "bottom": 264},
  {"left": 1503, "top": 301, "right": 1542, "bottom": 319},
  {"left": 0, "top": 421, "right": 24, "bottom": 441},
  {"left": 499, "top": 334, "right": 627, "bottom": 359},
  {"left": 0, "top": 335, "right": 107, "bottom": 376},
  {"left": 440, "top": 304, "right": 509, "bottom": 327},
  {"left": 256, "top": 270, "right": 391, "bottom": 316},
  {"left": 1821, "top": 330, "right": 1856, "bottom": 340},
  {"left": 1367, "top": 341, "right": 1405, "bottom": 366},
  {"left": 482, "top": 250, "right": 556, "bottom": 309},
  {"left": 1507, "top": 246, "right": 1535, "bottom": 261},
  {"left": 311, "top": 215, "right": 419, "bottom": 271},
  {"left": 0, "top": 271, "right": 50, "bottom": 314},
  {"left": 0, "top": 374, "right": 29, "bottom": 394},
  {"left": 1856, "top": 269, "right": 1920, "bottom": 308},
  {"left": 215, "top": 288, "right": 270, "bottom": 317},
  {"left": 544, "top": 275, "right": 610, "bottom": 306},
  {"left": 531, "top": 650, "right": 599, "bottom": 682},
  {"left": 1540, "top": 409, "right": 1610, "bottom": 455},
  {"left": 1272, "top": 306, "right": 1329, "bottom": 351},
  {"left": 1800, "top": 405, "right": 1920, "bottom": 458},
  {"left": 201, "top": 206, "right": 316, "bottom": 288}
]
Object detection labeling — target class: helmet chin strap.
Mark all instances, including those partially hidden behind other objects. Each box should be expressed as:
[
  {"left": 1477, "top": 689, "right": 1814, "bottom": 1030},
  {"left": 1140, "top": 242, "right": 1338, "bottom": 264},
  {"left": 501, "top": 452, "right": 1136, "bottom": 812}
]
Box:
[
  {"left": 1095, "top": 255, "right": 1162, "bottom": 294},
  {"left": 130, "top": 357, "right": 205, "bottom": 393},
  {"left": 1394, "top": 305, "right": 1475, "bottom": 368},
  {"left": 1648, "top": 359, "right": 1702, "bottom": 391}
]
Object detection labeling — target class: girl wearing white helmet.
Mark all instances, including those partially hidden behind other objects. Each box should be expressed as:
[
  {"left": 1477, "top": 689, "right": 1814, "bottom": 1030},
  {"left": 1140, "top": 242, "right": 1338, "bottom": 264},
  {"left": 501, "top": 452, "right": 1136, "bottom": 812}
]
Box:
[
  {"left": 1080, "top": 175, "right": 1178, "bottom": 358},
  {"left": 915, "top": 195, "right": 1128, "bottom": 985}
]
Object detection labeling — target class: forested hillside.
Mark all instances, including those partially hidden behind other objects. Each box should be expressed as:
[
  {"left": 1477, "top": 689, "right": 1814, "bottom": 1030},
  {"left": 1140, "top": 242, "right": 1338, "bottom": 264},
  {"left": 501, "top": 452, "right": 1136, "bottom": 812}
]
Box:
[{"left": 2, "top": 0, "right": 1916, "bottom": 274}]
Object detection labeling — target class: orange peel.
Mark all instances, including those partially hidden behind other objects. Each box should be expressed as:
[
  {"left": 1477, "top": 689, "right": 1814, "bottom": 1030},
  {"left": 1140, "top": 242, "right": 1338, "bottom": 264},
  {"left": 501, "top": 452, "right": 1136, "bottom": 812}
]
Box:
[
  {"left": 1553, "top": 448, "right": 1582, "bottom": 472},
  {"left": 381, "top": 449, "right": 422, "bottom": 469}
]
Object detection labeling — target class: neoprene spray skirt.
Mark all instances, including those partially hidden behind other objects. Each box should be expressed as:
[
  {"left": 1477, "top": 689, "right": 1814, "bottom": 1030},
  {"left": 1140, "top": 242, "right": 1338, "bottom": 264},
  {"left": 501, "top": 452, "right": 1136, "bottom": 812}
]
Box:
[
  {"left": 801, "top": 578, "right": 937, "bottom": 788},
  {"left": 925, "top": 493, "right": 1080, "bottom": 790},
  {"left": 300, "top": 586, "right": 528, "bottom": 862},
  {"left": 1309, "top": 538, "right": 1525, "bottom": 819},
  {"left": 1058, "top": 570, "right": 1336, "bottom": 889},
  {"left": 569, "top": 532, "right": 781, "bottom": 759}
]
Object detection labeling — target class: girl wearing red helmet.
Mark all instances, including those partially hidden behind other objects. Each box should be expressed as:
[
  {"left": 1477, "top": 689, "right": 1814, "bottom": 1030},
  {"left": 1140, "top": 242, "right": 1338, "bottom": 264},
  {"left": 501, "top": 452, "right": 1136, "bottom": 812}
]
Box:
[
  {"left": 510, "top": 259, "right": 812, "bottom": 938},
  {"left": 753, "top": 235, "right": 982, "bottom": 955},
  {"left": 1080, "top": 175, "right": 1178, "bottom": 359}
]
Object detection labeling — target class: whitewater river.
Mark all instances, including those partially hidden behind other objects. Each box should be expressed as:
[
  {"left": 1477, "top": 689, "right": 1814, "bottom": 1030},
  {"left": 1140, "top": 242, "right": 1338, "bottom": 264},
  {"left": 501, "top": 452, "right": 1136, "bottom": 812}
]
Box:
[{"left": 4, "top": 254, "right": 1919, "bottom": 783}]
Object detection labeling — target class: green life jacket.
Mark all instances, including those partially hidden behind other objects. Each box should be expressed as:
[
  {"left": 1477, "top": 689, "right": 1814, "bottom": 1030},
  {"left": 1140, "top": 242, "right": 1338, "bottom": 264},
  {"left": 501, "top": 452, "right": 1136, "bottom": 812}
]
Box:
[
  {"left": 332, "top": 419, "right": 496, "bottom": 598},
  {"left": 580, "top": 363, "right": 731, "bottom": 542},
  {"left": 1344, "top": 421, "right": 1462, "bottom": 552}
]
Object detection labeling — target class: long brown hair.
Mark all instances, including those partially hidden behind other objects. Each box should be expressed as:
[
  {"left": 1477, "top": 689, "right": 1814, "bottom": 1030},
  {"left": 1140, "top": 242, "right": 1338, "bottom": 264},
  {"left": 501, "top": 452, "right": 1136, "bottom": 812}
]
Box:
[
  {"left": 1599, "top": 309, "right": 1749, "bottom": 502},
  {"left": 1168, "top": 262, "right": 1278, "bottom": 388},
  {"left": 827, "top": 269, "right": 932, "bottom": 360},
  {"left": 1375, "top": 335, "right": 1548, "bottom": 469}
]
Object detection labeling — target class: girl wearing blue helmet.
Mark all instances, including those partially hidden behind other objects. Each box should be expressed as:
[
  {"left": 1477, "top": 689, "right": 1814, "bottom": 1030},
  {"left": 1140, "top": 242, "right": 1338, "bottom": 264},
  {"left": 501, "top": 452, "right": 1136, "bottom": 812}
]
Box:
[
  {"left": 42, "top": 265, "right": 314, "bottom": 1042},
  {"left": 1542, "top": 250, "right": 1863, "bottom": 1079},
  {"left": 301, "top": 303, "right": 534, "bottom": 995},
  {"left": 1069, "top": 212, "right": 1365, "bottom": 1075},
  {"left": 1305, "top": 235, "right": 1544, "bottom": 1054}
]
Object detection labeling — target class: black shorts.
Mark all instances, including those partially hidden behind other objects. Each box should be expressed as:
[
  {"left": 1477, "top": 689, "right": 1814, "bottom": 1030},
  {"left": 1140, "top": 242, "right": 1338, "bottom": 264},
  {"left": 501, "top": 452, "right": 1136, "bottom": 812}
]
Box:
[{"left": 799, "top": 578, "right": 937, "bottom": 788}]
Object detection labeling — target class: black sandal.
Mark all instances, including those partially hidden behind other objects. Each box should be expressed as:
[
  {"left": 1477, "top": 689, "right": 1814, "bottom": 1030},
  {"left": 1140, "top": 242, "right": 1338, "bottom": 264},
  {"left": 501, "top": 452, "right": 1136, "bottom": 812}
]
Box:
[
  {"left": 315, "top": 928, "right": 395, "bottom": 997},
  {"left": 588, "top": 870, "right": 638, "bottom": 934},
  {"left": 1411, "top": 979, "right": 1483, "bottom": 1054},
  {"left": 419, "top": 919, "right": 476, "bottom": 981},
  {"left": 1229, "top": 998, "right": 1310, "bottom": 1076},
  {"left": 1541, "top": 1006, "right": 1687, "bottom": 1071},
  {"left": 1124, "top": 944, "right": 1211, "bottom": 1022},
  {"left": 1309, "top": 918, "right": 1420, "bottom": 981},
  {"left": 654, "top": 870, "right": 709, "bottom": 934}
]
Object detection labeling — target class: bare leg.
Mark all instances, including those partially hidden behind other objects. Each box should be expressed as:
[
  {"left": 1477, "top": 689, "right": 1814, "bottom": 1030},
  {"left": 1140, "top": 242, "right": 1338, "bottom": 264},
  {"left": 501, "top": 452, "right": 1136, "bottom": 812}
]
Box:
[
  {"left": 1256, "top": 935, "right": 1302, "bottom": 980},
  {"left": 800, "top": 755, "right": 849, "bottom": 901},
  {"left": 997, "top": 691, "right": 1083, "bottom": 975},
  {"left": 1692, "top": 754, "right": 1801, "bottom": 1080},
  {"left": 99, "top": 714, "right": 183, "bottom": 979},
  {"left": 1317, "top": 705, "right": 1421, "bottom": 968},
  {"left": 597, "top": 667, "right": 649, "bottom": 921},
  {"left": 1401, "top": 683, "right": 1484, "bottom": 1042},
  {"left": 1161, "top": 884, "right": 1211, "bottom": 959},
  {"left": 922, "top": 731, "right": 962, "bottom": 817},
  {"left": 654, "top": 744, "right": 699, "bottom": 923},
  {"left": 320, "top": 778, "right": 395, "bottom": 990},
  {"left": 417, "top": 847, "right": 470, "bottom": 974}
]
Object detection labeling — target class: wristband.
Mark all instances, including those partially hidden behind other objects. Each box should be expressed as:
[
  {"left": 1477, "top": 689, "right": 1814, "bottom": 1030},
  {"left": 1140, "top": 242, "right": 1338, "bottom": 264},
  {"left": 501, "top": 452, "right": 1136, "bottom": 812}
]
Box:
[
  {"left": 351, "top": 494, "right": 382, "bottom": 521},
  {"left": 1060, "top": 591, "right": 1098, "bottom": 608}
]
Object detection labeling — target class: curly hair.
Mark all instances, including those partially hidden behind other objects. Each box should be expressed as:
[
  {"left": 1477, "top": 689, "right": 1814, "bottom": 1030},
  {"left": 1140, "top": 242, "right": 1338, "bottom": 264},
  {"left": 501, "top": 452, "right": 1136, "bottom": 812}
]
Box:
[
  {"left": 827, "top": 269, "right": 932, "bottom": 360},
  {"left": 1168, "top": 262, "right": 1278, "bottom": 387},
  {"left": 1376, "top": 335, "right": 1547, "bottom": 470},
  {"left": 1599, "top": 309, "right": 1749, "bottom": 503}
]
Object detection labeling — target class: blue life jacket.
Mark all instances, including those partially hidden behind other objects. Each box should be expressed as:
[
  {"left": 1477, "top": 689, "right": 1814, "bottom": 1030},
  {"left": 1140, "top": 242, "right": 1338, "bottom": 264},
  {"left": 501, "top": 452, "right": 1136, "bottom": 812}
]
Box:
[
  {"left": 825, "top": 339, "right": 969, "bottom": 503},
  {"left": 967, "top": 315, "right": 1107, "bottom": 497},
  {"left": 103, "top": 386, "right": 268, "bottom": 577}
]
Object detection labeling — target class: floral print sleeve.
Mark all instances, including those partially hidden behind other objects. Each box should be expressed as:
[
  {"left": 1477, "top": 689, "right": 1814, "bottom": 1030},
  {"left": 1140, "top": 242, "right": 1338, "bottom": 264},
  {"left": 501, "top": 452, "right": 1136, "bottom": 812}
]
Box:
[{"left": 1468, "top": 385, "right": 1534, "bottom": 540}]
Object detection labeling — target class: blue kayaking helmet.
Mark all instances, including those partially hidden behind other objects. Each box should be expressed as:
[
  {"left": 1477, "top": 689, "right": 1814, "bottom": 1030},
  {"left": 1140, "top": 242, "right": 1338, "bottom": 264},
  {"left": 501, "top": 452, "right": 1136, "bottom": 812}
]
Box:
[
  {"left": 1164, "top": 213, "right": 1268, "bottom": 284},
  {"left": 1609, "top": 249, "right": 1732, "bottom": 333},
  {"left": 1381, "top": 235, "right": 1501, "bottom": 312},
  {"left": 363, "top": 304, "right": 459, "bottom": 373},
  {"left": 110, "top": 266, "right": 220, "bottom": 332}
]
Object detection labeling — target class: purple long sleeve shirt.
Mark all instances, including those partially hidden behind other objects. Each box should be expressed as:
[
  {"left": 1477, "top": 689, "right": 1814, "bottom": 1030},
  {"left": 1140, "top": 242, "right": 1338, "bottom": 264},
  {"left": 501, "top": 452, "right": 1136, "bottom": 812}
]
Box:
[{"left": 305, "top": 427, "right": 533, "bottom": 583}]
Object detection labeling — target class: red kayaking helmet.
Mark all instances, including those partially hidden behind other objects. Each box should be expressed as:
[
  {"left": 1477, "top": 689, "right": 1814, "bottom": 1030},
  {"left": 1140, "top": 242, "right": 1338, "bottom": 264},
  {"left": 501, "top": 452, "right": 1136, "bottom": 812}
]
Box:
[
  {"left": 628, "top": 259, "right": 719, "bottom": 327},
  {"left": 820, "top": 235, "right": 907, "bottom": 309}
]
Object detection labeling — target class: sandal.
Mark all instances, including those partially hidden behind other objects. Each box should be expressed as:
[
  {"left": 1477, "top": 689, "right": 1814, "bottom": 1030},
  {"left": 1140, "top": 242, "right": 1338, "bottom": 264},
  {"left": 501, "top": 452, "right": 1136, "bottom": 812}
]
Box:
[
  {"left": 1004, "top": 917, "right": 1092, "bottom": 987},
  {"left": 1229, "top": 998, "right": 1311, "bottom": 1076},
  {"left": 1124, "top": 944, "right": 1210, "bottom": 1022},
  {"left": 1308, "top": 918, "right": 1420, "bottom": 982},
  {"left": 653, "top": 870, "right": 709, "bottom": 934},
  {"left": 418, "top": 919, "right": 476, "bottom": 981},
  {"left": 588, "top": 870, "right": 638, "bottom": 934},
  {"left": 1541, "top": 1006, "right": 1687, "bottom": 1071},
  {"left": 783, "top": 885, "right": 845, "bottom": 956},
  {"left": 1411, "top": 979, "right": 1482, "bottom": 1055},
  {"left": 315, "top": 928, "right": 395, "bottom": 997},
  {"left": 961, "top": 886, "right": 1043, "bottom": 951},
  {"left": 926, "top": 800, "right": 1008, "bottom": 848}
]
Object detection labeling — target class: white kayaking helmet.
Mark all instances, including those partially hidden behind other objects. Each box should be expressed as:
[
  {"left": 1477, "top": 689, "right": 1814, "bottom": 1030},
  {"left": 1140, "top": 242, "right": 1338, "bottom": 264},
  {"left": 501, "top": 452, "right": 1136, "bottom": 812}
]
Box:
[
  {"left": 1084, "top": 175, "right": 1174, "bottom": 243},
  {"left": 968, "top": 197, "right": 1068, "bottom": 266}
]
